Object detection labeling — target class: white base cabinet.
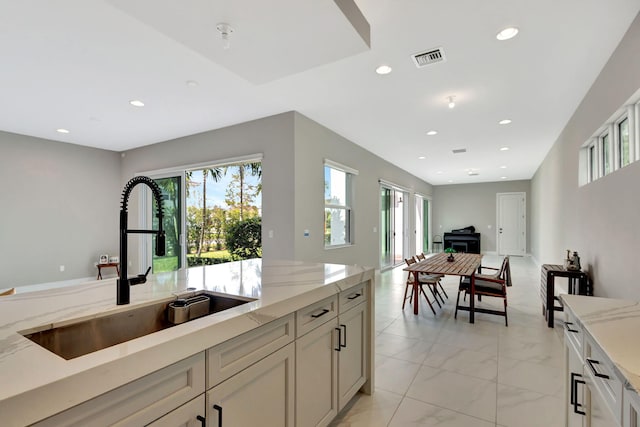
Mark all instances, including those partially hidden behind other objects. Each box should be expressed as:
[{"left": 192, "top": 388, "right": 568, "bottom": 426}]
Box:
[
  {"left": 206, "top": 342, "right": 295, "bottom": 427},
  {"left": 296, "top": 317, "right": 339, "bottom": 427},
  {"left": 337, "top": 301, "right": 367, "bottom": 410}
]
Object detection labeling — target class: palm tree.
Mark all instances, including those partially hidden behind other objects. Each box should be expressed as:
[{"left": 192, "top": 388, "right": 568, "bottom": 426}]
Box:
[
  {"left": 226, "top": 162, "right": 261, "bottom": 220},
  {"left": 188, "top": 168, "right": 224, "bottom": 256}
]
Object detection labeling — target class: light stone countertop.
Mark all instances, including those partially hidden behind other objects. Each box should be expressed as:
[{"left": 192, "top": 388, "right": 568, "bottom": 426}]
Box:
[
  {"left": 560, "top": 294, "right": 640, "bottom": 398},
  {"left": 0, "top": 259, "right": 375, "bottom": 426}
]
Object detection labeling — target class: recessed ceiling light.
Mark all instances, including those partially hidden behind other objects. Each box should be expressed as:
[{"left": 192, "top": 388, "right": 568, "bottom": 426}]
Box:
[
  {"left": 437, "top": 171, "right": 443, "bottom": 174},
  {"left": 375, "top": 65, "right": 392, "bottom": 75},
  {"left": 448, "top": 180, "right": 453, "bottom": 183},
  {"left": 418, "top": 156, "right": 426, "bottom": 160},
  {"left": 186, "top": 80, "right": 199, "bottom": 87},
  {"left": 129, "top": 99, "right": 145, "bottom": 107},
  {"left": 501, "top": 176, "right": 508, "bottom": 179},
  {"left": 496, "top": 27, "right": 519, "bottom": 41},
  {"left": 56, "top": 128, "right": 70, "bottom": 134},
  {"left": 427, "top": 130, "right": 438, "bottom": 136},
  {"left": 500, "top": 165, "right": 507, "bottom": 169},
  {"left": 500, "top": 146, "right": 510, "bottom": 151},
  {"left": 499, "top": 119, "right": 512, "bottom": 125}
]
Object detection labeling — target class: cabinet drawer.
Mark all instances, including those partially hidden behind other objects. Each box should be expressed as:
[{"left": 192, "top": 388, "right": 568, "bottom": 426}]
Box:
[
  {"left": 207, "top": 313, "right": 294, "bottom": 388},
  {"left": 339, "top": 282, "right": 367, "bottom": 313},
  {"left": 296, "top": 295, "right": 338, "bottom": 338},
  {"left": 564, "top": 309, "right": 583, "bottom": 357},
  {"left": 585, "top": 334, "right": 623, "bottom": 424},
  {"left": 35, "top": 353, "right": 205, "bottom": 427}
]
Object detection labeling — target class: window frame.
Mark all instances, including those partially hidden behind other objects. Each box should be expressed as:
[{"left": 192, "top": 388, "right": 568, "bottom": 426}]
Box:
[
  {"left": 324, "top": 160, "right": 357, "bottom": 249},
  {"left": 616, "top": 114, "right": 631, "bottom": 169},
  {"left": 600, "top": 131, "right": 611, "bottom": 177}
]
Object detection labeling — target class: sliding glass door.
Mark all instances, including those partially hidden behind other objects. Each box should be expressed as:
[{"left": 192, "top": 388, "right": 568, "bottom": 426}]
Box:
[
  {"left": 415, "top": 196, "right": 431, "bottom": 254},
  {"left": 380, "top": 185, "right": 407, "bottom": 269},
  {"left": 152, "top": 175, "right": 184, "bottom": 273}
]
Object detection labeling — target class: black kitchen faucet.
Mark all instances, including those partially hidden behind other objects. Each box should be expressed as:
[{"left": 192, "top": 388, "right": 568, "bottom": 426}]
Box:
[{"left": 117, "top": 176, "right": 165, "bottom": 305}]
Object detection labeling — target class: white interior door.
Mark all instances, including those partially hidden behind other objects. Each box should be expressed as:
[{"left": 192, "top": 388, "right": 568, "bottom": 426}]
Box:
[{"left": 497, "top": 192, "right": 526, "bottom": 256}]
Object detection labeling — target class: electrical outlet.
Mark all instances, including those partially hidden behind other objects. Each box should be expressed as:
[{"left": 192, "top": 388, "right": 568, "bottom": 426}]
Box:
[
  {"left": 59, "top": 265, "right": 65, "bottom": 272},
  {"left": 268, "top": 230, "right": 274, "bottom": 238}
]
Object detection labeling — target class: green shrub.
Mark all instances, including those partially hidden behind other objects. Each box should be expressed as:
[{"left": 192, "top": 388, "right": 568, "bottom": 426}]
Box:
[{"left": 225, "top": 217, "right": 262, "bottom": 260}]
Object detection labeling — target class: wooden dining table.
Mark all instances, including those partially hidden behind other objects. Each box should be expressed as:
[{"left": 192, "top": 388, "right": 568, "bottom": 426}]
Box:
[{"left": 403, "top": 252, "right": 482, "bottom": 322}]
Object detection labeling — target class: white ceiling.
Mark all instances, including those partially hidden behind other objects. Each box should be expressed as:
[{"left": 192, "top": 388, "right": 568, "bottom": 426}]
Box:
[{"left": 1, "top": 0, "right": 639, "bottom": 185}]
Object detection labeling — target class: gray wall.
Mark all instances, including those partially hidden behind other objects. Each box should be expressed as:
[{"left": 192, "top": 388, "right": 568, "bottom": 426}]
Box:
[
  {"left": 432, "top": 180, "right": 531, "bottom": 254},
  {"left": 121, "top": 111, "right": 433, "bottom": 271},
  {"left": 293, "top": 113, "right": 433, "bottom": 266},
  {"left": 120, "top": 112, "right": 297, "bottom": 272},
  {"left": 0, "top": 131, "right": 121, "bottom": 287},
  {"left": 531, "top": 12, "right": 640, "bottom": 298}
]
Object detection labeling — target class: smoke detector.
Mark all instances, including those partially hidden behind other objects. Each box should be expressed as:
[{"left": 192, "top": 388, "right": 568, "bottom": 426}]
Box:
[{"left": 216, "top": 23, "right": 234, "bottom": 49}]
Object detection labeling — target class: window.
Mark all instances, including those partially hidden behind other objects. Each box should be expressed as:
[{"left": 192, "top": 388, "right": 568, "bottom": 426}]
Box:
[
  {"left": 588, "top": 144, "right": 596, "bottom": 181},
  {"left": 618, "top": 117, "right": 630, "bottom": 168},
  {"left": 600, "top": 133, "right": 611, "bottom": 176},
  {"left": 324, "top": 161, "right": 356, "bottom": 247}
]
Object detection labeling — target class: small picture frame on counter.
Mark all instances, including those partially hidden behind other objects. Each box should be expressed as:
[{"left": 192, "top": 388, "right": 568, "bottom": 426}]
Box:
[
  {"left": 109, "top": 256, "right": 119, "bottom": 264},
  {"left": 99, "top": 254, "right": 109, "bottom": 264}
]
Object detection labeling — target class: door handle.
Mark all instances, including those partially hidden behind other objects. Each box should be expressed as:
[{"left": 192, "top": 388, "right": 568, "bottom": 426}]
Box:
[
  {"left": 339, "top": 324, "right": 347, "bottom": 348},
  {"left": 335, "top": 327, "right": 342, "bottom": 351},
  {"left": 212, "top": 404, "right": 222, "bottom": 426}
]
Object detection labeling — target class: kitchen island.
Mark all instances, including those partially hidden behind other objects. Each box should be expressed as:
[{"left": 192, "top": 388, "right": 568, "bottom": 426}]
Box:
[{"left": 0, "top": 259, "right": 375, "bottom": 426}]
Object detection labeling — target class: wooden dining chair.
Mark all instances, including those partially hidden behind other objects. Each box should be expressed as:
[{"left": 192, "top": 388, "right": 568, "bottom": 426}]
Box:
[
  {"left": 418, "top": 253, "right": 448, "bottom": 300},
  {"left": 403, "top": 257, "right": 439, "bottom": 315},
  {"left": 455, "top": 256, "right": 512, "bottom": 326},
  {"left": 0, "top": 288, "right": 16, "bottom": 296}
]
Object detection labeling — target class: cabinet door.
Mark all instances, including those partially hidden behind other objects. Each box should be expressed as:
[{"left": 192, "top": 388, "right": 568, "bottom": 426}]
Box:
[
  {"left": 565, "top": 339, "right": 586, "bottom": 427},
  {"left": 147, "top": 395, "right": 205, "bottom": 427},
  {"left": 206, "top": 343, "right": 295, "bottom": 427},
  {"left": 586, "top": 377, "right": 618, "bottom": 427},
  {"left": 296, "top": 317, "right": 339, "bottom": 427},
  {"left": 624, "top": 388, "right": 640, "bottom": 427},
  {"left": 338, "top": 302, "right": 367, "bottom": 410}
]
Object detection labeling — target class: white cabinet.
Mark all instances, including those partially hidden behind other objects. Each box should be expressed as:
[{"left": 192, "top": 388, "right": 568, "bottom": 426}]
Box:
[
  {"left": 624, "top": 389, "right": 640, "bottom": 427},
  {"left": 296, "top": 284, "right": 369, "bottom": 427},
  {"left": 337, "top": 301, "right": 367, "bottom": 410},
  {"left": 564, "top": 307, "right": 625, "bottom": 427},
  {"left": 296, "top": 316, "right": 339, "bottom": 427},
  {"left": 206, "top": 342, "right": 295, "bottom": 427},
  {"left": 34, "top": 353, "right": 206, "bottom": 427}
]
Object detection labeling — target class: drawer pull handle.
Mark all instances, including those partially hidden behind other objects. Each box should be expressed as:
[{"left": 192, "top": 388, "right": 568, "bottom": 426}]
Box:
[
  {"left": 335, "top": 327, "right": 342, "bottom": 351},
  {"left": 572, "top": 375, "right": 586, "bottom": 415},
  {"left": 564, "top": 322, "right": 579, "bottom": 333},
  {"left": 197, "top": 415, "right": 206, "bottom": 427},
  {"left": 340, "top": 324, "right": 347, "bottom": 348},
  {"left": 347, "top": 293, "right": 362, "bottom": 300},
  {"left": 311, "top": 308, "right": 330, "bottom": 318},
  {"left": 586, "top": 358, "right": 610, "bottom": 379},
  {"left": 213, "top": 404, "right": 223, "bottom": 426}
]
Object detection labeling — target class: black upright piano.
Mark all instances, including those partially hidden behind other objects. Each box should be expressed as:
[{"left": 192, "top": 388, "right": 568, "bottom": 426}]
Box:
[{"left": 443, "top": 226, "right": 481, "bottom": 254}]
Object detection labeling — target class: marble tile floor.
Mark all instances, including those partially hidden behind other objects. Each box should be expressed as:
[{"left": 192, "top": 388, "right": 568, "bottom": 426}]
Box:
[{"left": 330, "top": 255, "right": 566, "bottom": 427}]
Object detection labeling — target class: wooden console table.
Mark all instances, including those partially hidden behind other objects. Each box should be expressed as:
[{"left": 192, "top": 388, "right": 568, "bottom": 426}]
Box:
[
  {"left": 540, "top": 264, "right": 591, "bottom": 328},
  {"left": 96, "top": 262, "right": 120, "bottom": 280}
]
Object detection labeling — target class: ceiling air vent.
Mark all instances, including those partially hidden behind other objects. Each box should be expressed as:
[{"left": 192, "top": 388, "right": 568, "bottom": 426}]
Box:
[
  {"left": 412, "top": 48, "right": 446, "bottom": 68},
  {"left": 452, "top": 148, "right": 466, "bottom": 154}
]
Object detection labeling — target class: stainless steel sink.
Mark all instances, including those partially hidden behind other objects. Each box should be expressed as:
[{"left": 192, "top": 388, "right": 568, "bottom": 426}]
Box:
[{"left": 21, "top": 293, "right": 254, "bottom": 360}]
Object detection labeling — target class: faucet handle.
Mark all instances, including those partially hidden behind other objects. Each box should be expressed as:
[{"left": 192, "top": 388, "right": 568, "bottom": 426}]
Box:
[{"left": 130, "top": 266, "right": 152, "bottom": 286}]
